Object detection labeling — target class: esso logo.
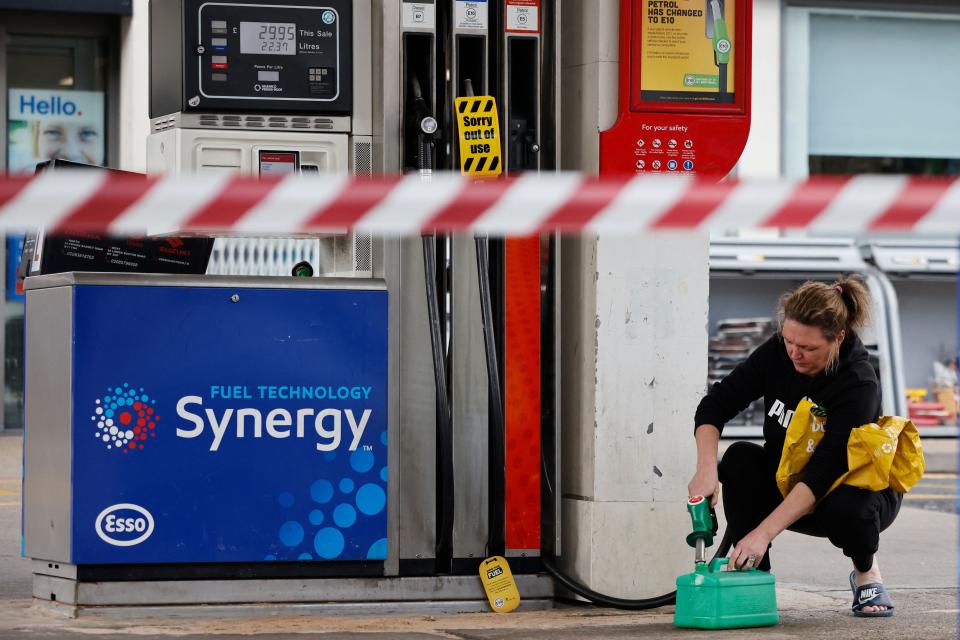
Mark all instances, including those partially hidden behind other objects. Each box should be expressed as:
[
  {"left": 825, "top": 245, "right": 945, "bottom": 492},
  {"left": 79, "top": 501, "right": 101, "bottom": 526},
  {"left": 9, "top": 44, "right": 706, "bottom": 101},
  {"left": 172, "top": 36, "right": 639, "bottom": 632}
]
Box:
[{"left": 95, "top": 504, "right": 155, "bottom": 547}]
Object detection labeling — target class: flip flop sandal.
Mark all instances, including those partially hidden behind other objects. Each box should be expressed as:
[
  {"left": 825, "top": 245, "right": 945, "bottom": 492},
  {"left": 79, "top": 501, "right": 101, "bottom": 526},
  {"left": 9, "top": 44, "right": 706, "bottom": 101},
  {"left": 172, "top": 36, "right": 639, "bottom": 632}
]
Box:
[{"left": 849, "top": 570, "right": 895, "bottom": 618}]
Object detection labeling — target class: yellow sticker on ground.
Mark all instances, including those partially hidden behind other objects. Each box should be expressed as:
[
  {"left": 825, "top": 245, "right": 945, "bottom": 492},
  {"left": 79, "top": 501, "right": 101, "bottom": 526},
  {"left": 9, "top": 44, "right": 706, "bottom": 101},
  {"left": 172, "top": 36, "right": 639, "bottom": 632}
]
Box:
[
  {"left": 479, "top": 555, "right": 520, "bottom": 613},
  {"left": 455, "top": 96, "right": 502, "bottom": 177}
]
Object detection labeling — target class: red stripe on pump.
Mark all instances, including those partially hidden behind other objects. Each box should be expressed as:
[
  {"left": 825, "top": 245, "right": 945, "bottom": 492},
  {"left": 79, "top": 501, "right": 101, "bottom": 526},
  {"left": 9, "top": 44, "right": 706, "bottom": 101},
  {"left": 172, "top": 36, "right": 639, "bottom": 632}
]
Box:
[
  {"left": 301, "top": 177, "right": 402, "bottom": 231},
  {"left": 182, "top": 176, "right": 282, "bottom": 231},
  {"left": 651, "top": 179, "right": 737, "bottom": 228},
  {"left": 761, "top": 176, "right": 851, "bottom": 228},
  {"left": 540, "top": 176, "right": 631, "bottom": 232},
  {"left": 423, "top": 178, "right": 515, "bottom": 232},
  {"left": 504, "top": 236, "right": 541, "bottom": 551},
  {"left": 56, "top": 174, "right": 156, "bottom": 233},
  {"left": 869, "top": 177, "right": 955, "bottom": 230}
]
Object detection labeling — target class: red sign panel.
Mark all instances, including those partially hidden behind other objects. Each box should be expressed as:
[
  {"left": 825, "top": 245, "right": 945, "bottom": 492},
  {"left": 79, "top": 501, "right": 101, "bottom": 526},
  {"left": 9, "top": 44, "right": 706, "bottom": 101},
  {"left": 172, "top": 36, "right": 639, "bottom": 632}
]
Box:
[{"left": 600, "top": 0, "right": 752, "bottom": 177}]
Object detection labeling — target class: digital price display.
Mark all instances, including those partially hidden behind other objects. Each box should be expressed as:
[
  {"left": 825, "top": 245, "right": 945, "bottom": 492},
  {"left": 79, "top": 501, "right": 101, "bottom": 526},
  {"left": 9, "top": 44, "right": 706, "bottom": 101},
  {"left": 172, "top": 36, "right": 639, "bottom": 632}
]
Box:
[{"left": 240, "top": 22, "right": 297, "bottom": 55}]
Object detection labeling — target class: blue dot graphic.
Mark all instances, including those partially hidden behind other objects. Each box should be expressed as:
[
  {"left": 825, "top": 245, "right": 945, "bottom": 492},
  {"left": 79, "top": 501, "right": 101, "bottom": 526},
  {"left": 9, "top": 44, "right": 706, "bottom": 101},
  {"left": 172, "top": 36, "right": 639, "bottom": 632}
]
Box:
[
  {"left": 114, "top": 387, "right": 122, "bottom": 395},
  {"left": 104, "top": 396, "right": 112, "bottom": 403},
  {"left": 123, "top": 383, "right": 129, "bottom": 388},
  {"left": 334, "top": 503, "right": 357, "bottom": 528},
  {"left": 380, "top": 431, "right": 388, "bottom": 446},
  {"left": 380, "top": 467, "right": 388, "bottom": 482},
  {"left": 126, "top": 397, "right": 134, "bottom": 406},
  {"left": 298, "top": 553, "right": 313, "bottom": 561},
  {"left": 309, "top": 509, "right": 325, "bottom": 525},
  {"left": 279, "top": 521, "right": 304, "bottom": 547},
  {"left": 339, "top": 478, "right": 354, "bottom": 494},
  {"left": 264, "top": 554, "right": 277, "bottom": 561},
  {"left": 356, "top": 483, "right": 386, "bottom": 516},
  {"left": 141, "top": 395, "right": 148, "bottom": 402},
  {"left": 314, "top": 527, "right": 345, "bottom": 559},
  {"left": 310, "top": 479, "right": 334, "bottom": 504},
  {"left": 367, "top": 538, "right": 388, "bottom": 560},
  {"left": 278, "top": 492, "right": 294, "bottom": 508},
  {"left": 105, "top": 409, "right": 114, "bottom": 418},
  {"left": 350, "top": 449, "right": 375, "bottom": 473},
  {"left": 323, "top": 451, "right": 337, "bottom": 462}
]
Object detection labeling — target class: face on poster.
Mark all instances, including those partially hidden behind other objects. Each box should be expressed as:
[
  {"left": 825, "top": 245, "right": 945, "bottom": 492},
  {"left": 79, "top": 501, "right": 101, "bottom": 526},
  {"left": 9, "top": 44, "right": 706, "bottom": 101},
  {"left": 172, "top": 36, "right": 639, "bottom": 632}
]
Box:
[
  {"left": 7, "top": 89, "right": 105, "bottom": 173},
  {"left": 638, "top": 0, "right": 736, "bottom": 104}
]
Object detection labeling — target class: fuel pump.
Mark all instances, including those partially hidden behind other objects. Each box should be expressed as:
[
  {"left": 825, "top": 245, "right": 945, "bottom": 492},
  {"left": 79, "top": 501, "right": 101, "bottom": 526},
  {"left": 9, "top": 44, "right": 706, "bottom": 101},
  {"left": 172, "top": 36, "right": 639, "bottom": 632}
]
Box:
[{"left": 147, "top": 0, "right": 374, "bottom": 277}]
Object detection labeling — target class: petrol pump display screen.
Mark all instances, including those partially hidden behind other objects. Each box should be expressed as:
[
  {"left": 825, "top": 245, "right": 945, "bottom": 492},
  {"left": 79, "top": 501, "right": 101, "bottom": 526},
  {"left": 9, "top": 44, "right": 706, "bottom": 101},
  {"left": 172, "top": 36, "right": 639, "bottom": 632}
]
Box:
[
  {"left": 184, "top": 0, "right": 352, "bottom": 114},
  {"left": 239, "top": 22, "right": 297, "bottom": 55}
]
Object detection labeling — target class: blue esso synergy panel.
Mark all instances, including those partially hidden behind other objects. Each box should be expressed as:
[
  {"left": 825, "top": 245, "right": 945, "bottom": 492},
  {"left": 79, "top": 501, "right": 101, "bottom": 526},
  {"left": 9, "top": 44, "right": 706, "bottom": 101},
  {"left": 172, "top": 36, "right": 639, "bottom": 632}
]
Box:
[{"left": 150, "top": 0, "right": 352, "bottom": 116}]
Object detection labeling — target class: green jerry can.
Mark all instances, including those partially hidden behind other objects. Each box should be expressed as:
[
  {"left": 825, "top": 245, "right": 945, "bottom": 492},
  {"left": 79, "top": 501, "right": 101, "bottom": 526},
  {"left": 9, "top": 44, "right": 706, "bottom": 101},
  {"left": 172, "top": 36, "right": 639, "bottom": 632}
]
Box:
[{"left": 674, "top": 558, "right": 779, "bottom": 630}]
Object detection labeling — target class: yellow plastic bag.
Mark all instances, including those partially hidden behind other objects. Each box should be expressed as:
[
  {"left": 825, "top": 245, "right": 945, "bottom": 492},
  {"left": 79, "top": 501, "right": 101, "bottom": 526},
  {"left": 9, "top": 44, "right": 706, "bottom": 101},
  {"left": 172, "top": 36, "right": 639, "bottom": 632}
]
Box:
[{"left": 776, "top": 399, "right": 925, "bottom": 499}]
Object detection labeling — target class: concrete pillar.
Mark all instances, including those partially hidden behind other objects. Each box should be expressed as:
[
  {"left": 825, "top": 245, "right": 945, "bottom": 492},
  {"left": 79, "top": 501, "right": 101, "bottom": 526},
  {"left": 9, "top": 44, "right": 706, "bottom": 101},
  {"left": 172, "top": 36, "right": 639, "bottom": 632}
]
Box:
[
  {"left": 558, "top": 0, "right": 709, "bottom": 598},
  {"left": 559, "top": 235, "right": 708, "bottom": 598}
]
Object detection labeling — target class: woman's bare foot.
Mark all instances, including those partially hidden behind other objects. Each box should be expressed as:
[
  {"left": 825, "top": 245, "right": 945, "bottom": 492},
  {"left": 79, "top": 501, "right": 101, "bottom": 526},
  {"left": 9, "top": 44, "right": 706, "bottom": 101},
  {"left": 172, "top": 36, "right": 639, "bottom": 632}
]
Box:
[{"left": 854, "top": 559, "right": 887, "bottom": 614}]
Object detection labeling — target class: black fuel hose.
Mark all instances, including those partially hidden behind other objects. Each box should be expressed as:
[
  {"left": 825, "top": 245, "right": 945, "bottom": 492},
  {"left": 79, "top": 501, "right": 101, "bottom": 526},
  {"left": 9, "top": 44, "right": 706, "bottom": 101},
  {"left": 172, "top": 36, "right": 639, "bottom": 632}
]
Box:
[
  {"left": 422, "top": 236, "right": 455, "bottom": 566},
  {"left": 472, "top": 233, "right": 734, "bottom": 609}
]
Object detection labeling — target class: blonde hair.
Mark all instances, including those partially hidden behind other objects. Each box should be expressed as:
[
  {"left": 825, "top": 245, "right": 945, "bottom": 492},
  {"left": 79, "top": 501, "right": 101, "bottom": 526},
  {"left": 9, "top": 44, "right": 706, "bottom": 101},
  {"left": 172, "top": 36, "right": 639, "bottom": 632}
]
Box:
[{"left": 777, "top": 275, "right": 871, "bottom": 373}]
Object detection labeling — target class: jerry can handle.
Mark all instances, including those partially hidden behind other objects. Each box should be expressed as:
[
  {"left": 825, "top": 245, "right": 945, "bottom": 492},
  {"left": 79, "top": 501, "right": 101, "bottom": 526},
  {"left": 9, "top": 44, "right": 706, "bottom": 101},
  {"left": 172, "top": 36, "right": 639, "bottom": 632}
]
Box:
[
  {"left": 709, "top": 557, "right": 729, "bottom": 572},
  {"left": 711, "top": 557, "right": 759, "bottom": 573}
]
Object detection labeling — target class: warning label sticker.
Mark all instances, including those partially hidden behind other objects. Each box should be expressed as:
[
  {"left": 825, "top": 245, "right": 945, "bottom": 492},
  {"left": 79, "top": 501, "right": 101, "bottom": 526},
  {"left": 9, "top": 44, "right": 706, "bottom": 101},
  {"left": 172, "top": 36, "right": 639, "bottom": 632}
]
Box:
[
  {"left": 455, "top": 96, "right": 502, "bottom": 177},
  {"left": 455, "top": 0, "right": 488, "bottom": 30},
  {"left": 639, "top": 0, "right": 736, "bottom": 104},
  {"left": 506, "top": 0, "right": 539, "bottom": 33}
]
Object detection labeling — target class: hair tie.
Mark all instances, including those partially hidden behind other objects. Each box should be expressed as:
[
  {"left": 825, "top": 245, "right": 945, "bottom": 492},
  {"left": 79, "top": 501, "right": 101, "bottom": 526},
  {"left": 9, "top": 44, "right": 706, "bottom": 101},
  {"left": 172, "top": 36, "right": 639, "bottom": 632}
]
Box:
[{"left": 835, "top": 285, "right": 843, "bottom": 295}]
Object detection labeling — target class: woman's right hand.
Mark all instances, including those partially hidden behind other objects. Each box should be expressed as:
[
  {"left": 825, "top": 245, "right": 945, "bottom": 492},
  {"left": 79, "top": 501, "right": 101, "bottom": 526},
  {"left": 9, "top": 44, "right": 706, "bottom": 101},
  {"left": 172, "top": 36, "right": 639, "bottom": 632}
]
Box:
[{"left": 688, "top": 465, "right": 719, "bottom": 508}]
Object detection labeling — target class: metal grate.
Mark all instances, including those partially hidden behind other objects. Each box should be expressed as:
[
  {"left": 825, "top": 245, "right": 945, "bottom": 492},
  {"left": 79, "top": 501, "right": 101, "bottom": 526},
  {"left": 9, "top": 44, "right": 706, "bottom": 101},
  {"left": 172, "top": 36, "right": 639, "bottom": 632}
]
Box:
[
  {"left": 205, "top": 237, "right": 321, "bottom": 276},
  {"left": 352, "top": 140, "right": 373, "bottom": 176}
]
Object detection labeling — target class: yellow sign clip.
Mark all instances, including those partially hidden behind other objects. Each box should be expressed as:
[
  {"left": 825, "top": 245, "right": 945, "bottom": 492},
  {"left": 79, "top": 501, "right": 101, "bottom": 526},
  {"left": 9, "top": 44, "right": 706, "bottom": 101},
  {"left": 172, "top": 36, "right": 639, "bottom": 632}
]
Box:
[
  {"left": 479, "top": 555, "right": 521, "bottom": 613},
  {"left": 454, "top": 96, "right": 503, "bottom": 177}
]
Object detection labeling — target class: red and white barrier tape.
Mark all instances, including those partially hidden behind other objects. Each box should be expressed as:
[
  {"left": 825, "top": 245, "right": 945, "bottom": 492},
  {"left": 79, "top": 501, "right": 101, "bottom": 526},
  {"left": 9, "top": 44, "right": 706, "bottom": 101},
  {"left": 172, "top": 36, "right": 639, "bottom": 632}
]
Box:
[{"left": 0, "top": 172, "right": 958, "bottom": 235}]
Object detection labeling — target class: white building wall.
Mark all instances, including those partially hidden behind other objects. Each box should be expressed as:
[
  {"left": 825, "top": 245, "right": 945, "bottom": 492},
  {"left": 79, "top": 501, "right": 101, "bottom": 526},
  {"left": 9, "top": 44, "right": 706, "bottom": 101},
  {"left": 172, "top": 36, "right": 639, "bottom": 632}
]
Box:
[
  {"left": 738, "top": 0, "right": 783, "bottom": 178},
  {"left": 119, "top": 0, "right": 151, "bottom": 173}
]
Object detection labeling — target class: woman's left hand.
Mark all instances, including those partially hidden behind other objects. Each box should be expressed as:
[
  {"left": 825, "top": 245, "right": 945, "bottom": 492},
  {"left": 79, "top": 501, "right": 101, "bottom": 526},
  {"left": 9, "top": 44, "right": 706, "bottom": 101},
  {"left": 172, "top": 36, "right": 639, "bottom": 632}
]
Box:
[{"left": 730, "top": 527, "right": 773, "bottom": 571}]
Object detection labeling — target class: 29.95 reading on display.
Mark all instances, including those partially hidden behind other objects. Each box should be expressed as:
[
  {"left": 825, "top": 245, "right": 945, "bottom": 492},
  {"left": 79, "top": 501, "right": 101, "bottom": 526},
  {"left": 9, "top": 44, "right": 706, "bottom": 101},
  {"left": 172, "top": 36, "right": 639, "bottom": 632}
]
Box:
[{"left": 240, "top": 22, "right": 297, "bottom": 55}]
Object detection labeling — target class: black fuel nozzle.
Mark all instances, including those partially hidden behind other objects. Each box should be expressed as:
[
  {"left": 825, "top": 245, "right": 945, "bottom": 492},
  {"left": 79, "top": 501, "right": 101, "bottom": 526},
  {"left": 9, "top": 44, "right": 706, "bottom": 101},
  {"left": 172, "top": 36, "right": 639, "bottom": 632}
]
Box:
[
  {"left": 409, "top": 75, "right": 437, "bottom": 176},
  {"left": 686, "top": 496, "right": 718, "bottom": 564}
]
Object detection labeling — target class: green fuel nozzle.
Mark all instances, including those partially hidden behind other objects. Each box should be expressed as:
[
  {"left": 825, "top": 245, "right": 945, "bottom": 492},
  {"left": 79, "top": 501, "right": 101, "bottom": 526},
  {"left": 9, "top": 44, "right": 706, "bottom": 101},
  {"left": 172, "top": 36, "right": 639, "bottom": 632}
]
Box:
[
  {"left": 709, "top": 0, "right": 731, "bottom": 66},
  {"left": 686, "top": 496, "right": 716, "bottom": 564}
]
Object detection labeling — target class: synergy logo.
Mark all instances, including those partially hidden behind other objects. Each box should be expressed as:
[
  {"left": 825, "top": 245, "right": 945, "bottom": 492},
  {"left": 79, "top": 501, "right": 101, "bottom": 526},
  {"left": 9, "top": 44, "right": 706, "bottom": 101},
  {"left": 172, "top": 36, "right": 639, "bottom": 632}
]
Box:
[
  {"left": 91, "top": 384, "right": 159, "bottom": 453},
  {"left": 176, "top": 385, "right": 373, "bottom": 453},
  {"left": 95, "top": 503, "right": 155, "bottom": 547}
]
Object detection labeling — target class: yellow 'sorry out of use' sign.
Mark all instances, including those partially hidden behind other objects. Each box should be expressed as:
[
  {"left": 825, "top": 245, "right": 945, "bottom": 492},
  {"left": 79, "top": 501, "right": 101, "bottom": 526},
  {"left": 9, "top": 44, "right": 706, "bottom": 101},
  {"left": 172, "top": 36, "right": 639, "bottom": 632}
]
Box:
[{"left": 455, "top": 96, "right": 503, "bottom": 177}]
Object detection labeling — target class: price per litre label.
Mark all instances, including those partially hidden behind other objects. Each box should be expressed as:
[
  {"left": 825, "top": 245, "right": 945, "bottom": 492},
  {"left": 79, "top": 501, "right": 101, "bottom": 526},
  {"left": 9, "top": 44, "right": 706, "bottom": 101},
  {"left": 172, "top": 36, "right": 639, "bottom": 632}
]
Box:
[{"left": 454, "top": 96, "right": 502, "bottom": 177}]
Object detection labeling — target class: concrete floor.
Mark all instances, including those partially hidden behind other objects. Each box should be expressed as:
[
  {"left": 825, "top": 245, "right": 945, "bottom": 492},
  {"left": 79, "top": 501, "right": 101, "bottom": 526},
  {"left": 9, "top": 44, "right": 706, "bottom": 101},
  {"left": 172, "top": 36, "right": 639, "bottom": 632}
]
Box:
[{"left": 0, "top": 431, "right": 956, "bottom": 639}]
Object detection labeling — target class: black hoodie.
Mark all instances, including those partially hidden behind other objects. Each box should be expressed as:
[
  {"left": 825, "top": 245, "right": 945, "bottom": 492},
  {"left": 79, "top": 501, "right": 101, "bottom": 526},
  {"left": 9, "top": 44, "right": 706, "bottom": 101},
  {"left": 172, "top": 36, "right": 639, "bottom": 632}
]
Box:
[{"left": 695, "top": 331, "right": 881, "bottom": 499}]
